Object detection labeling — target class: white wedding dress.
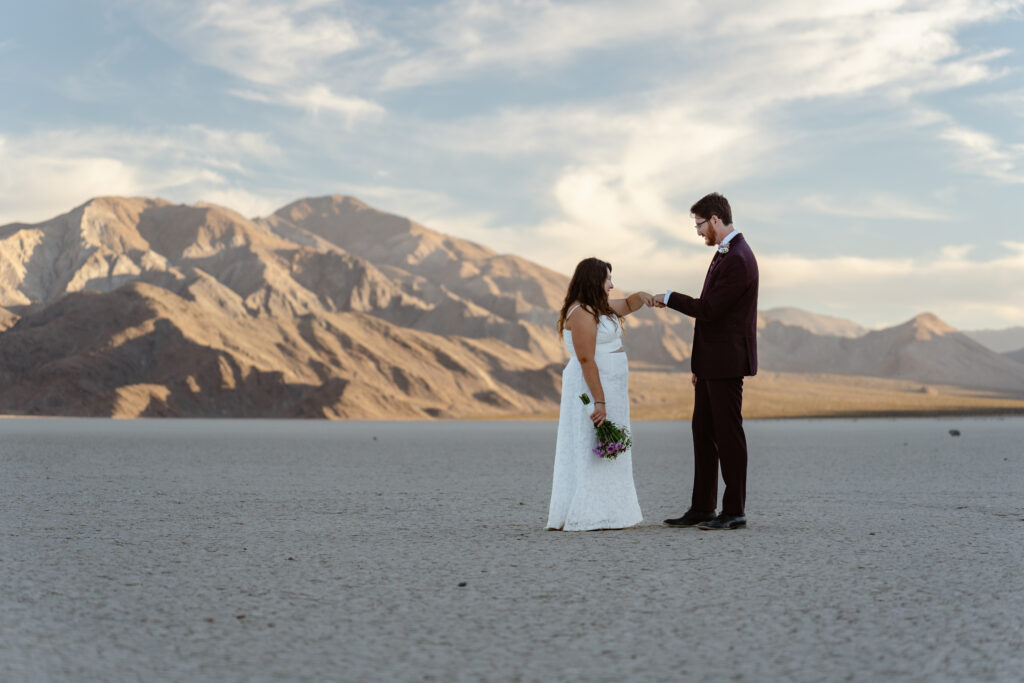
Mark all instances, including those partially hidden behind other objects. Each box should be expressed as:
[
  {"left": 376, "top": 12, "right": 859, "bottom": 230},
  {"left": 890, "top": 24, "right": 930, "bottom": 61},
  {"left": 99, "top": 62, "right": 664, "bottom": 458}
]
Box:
[{"left": 546, "top": 310, "right": 643, "bottom": 531}]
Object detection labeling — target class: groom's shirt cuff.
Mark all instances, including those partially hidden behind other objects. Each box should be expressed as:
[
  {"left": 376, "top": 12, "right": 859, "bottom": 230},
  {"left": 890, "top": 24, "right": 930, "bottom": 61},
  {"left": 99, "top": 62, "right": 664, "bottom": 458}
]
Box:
[{"left": 664, "top": 290, "right": 673, "bottom": 304}]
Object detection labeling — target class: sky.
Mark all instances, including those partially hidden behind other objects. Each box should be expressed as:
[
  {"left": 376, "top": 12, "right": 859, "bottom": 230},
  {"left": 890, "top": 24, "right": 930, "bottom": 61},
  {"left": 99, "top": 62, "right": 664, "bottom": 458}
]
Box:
[{"left": 2, "top": 0, "right": 1023, "bottom": 330}]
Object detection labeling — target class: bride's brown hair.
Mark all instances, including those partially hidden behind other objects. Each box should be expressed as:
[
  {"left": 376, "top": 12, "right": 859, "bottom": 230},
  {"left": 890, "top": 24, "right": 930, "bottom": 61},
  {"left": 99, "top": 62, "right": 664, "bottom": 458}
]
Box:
[{"left": 557, "top": 257, "right": 620, "bottom": 333}]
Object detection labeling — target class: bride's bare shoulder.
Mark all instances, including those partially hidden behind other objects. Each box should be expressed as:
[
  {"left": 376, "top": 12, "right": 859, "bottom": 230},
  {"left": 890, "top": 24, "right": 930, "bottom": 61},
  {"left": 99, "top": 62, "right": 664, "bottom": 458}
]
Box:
[{"left": 565, "top": 302, "right": 597, "bottom": 331}]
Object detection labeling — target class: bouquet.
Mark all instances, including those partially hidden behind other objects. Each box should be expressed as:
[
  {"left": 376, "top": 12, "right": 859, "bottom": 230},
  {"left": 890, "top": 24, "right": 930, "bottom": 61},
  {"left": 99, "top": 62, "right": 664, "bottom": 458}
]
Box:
[{"left": 579, "top": 394, "right": 632, "bottom": 459}]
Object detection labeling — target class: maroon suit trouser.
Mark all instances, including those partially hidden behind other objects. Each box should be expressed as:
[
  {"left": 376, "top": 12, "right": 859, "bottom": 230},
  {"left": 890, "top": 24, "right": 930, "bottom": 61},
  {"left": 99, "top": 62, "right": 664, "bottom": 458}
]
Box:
[{"left": 691, "top": 377, "right": 747, "bottom": 515}]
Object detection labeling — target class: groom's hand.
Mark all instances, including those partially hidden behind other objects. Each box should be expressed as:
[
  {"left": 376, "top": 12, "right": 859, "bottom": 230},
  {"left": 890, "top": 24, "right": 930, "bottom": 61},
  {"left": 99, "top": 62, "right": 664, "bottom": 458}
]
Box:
[
  {"left": 655, "top": 293, "right": 667, "bottom": 308},
  {"left": 638, "top": 291, "right": 656, "bottom": 307}
]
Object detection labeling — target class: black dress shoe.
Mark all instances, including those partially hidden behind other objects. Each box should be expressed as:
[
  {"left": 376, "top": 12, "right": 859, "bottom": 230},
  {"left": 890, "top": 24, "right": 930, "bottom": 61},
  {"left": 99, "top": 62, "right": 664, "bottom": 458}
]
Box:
[
  {"left": 697, "top": 513, "right": 746, "bottom": 530},
  {"left": 664, "top": 509, "right": 716, "bottom": 527}
]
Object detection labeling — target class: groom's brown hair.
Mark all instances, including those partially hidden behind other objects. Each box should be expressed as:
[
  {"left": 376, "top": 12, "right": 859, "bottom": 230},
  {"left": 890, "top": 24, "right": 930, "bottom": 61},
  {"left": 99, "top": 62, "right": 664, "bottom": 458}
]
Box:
[{"left": 691, "top": 192, "right": 732, "bottom": 225}]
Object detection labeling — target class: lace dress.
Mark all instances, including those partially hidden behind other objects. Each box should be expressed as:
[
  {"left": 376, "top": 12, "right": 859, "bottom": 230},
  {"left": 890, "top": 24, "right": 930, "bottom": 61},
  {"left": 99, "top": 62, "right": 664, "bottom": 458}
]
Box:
[{"left": 546, "top": 312, "right": 643, "bottom": 531}]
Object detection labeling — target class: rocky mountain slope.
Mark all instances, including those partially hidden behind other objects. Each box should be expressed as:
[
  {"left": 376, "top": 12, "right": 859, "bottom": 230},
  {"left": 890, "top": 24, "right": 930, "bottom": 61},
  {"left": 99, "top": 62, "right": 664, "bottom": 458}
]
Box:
[
  {"left": 963, "top": 326, "right": 1024, "bottom": 353},
  {"left": 0, "top": 280, "right": 560, "bottom": 418},
  {"left": 0, "top": 196, "right": 569, "bottom": 417},
  {"left": 758, "top": 313, "right": 1024, "bottom": 391},
  {"left": 760, "top": 307, "right": 867, "bottom": 338}
]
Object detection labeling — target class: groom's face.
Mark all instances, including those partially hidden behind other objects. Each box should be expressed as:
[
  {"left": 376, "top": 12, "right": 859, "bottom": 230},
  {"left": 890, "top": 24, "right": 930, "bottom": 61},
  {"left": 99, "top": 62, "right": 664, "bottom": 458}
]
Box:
[{"left": 695, "top": 215, "right": 716, "bottom": 246}]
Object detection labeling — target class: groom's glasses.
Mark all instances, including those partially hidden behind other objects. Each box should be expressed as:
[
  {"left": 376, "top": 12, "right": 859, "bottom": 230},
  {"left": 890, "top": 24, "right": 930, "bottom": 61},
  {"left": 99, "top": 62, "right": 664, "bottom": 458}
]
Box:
[{"left": 695, "top": 219, "right": 709, "bottom": 231}]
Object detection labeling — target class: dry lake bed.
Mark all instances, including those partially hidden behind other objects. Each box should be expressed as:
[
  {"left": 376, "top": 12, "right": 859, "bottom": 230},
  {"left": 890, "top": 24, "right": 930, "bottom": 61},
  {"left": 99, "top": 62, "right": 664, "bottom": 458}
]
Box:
[{"left": 2, "top": 417, "right": 1023, "bottom": 682}]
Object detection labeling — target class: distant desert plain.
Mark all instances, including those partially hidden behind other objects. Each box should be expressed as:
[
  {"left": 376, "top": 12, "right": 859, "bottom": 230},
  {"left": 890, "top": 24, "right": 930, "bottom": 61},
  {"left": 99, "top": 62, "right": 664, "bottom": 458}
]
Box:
[{"left": 2, "top": 194, "right": 1023, "bottom": 419}]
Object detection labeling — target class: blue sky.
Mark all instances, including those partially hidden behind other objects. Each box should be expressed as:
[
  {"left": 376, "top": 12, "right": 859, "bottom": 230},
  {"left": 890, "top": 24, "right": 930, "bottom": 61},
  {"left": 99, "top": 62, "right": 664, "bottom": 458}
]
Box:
[{"left": 2, "top": 0, "right": 1023, "bottom": 330}]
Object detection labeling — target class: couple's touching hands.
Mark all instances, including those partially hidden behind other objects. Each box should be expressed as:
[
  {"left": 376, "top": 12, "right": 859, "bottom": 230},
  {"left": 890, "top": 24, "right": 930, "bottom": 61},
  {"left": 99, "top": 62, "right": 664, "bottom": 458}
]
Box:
[{"left": 635, "top": 292, "right": 667, "bottom": 309}]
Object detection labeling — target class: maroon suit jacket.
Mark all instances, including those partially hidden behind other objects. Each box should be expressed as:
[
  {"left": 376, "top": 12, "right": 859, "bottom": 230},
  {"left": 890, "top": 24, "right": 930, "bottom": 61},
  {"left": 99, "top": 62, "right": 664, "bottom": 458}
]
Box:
[{"left": 667, "top": 233, "right": 759, "bottom": 379}]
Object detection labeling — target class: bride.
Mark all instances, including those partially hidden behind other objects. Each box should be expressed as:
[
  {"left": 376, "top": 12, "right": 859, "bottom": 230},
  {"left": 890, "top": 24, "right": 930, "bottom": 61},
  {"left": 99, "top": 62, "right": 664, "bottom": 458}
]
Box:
[{"left": 546, "top": 257, "right": 654, "bottom": 531}]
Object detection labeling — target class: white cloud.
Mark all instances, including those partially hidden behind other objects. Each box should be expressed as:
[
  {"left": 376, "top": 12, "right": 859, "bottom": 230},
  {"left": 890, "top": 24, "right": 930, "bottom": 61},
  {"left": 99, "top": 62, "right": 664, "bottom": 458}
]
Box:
[
  {"left": 141, "top": 2, "right": 387, "bottom": 128},
  {"left": 906, "top": 105, "right": 1024, "bottom": 182},
  {"left": 420, "top": 106, "right": 627, "bottom": 158},
  {"left": 227, "top": 89, "right": 275, "bottom": 105},
  {"left": 141, "top": 0, "right": 364, "bottom": 85},
  {"left": 374, "top": 1, "right": 1023, "bottom": 331},
  {"left": 0, "top": 126, "right": 285, "bottom": 224},
  {"left": 135, "top": 0, "right": 1024, "bottom": 192},
  {"left": 976, "top": 87, "right": 1024, "bottom": 112},
  {"left": 939, "top": 245, "right": 975, "bottom": 260},
  {"left": 330, "top": 183, "right": 499, "bottom": 245},
  {"left": 418, "top": 98, "right": 777, "bottom": 245},
  {"left": 938, "top": 122, "right": 1024, "bottom": 183},
  {"left": 0, "top": 146, "right": 141, "bottom": 224},
  {"left": 379, "top": 0, "right": 707, "bottom": 90},
  {"left": 197, "top": 187, "right": 283, "bottom": 218},
  {"left": 393, "top": 0, "right": 1020, "bottom": 268},
  {"left": 232, "top": 83, "right": 385, "bottom": 128},
  {"left": 378, "top": 0, "right": 1018, "bottom": 100},
  {"left": 752, "top": 242, "right": 1024, "bottom": 329},
  {"left": 800, "top": 193, "right": 954, "bottom": 221},
  {"left": 283, "top": 84, "right": 385, "bottom": 126}
]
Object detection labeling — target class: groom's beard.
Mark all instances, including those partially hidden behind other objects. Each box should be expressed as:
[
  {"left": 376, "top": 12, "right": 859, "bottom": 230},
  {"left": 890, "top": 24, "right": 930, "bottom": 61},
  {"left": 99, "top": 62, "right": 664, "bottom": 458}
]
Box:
[{"left": 703, "top": 231, "right": 716, "bottom": 247}]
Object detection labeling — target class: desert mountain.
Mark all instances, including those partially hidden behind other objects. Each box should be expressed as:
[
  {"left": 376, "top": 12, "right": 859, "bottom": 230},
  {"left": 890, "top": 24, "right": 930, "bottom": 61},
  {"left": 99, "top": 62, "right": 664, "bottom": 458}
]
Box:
[
  {"left": 964, "top": 326, "right": 1024, "bottom": 353},
  {"left": 1, "top": 197, "right": 287, "bottom": 307},
  {"left": 0, "top": 280, "right": 561, "bottom": 418},
  {"left": 759, "top": 312, "right": 1024, "bottom": 391},
  {"left": 0, "top": 196, "right": 564, "bottom": 358},
  {"left": 1, "top": 195, "right": 1022, "bottom": 418},
  {"left": 1006, "top": 347, "right": 1024, "bottom": 365},
  {"left": 261, "top": 195, "right": 568, "bottom": 314},
  {"left": 760, "top": 306, "right": 867, "bottom": 338},
  {"left": 258, "top": 195, "right": 574, "bottom": 361},
  {"left": 0, "top": 196, "right": 572, "bottom": 417}
]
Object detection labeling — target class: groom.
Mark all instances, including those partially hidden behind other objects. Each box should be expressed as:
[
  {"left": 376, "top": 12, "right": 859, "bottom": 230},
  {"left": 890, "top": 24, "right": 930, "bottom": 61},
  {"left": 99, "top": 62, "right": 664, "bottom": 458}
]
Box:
[{"left": 657, "top": 192, "right": 758, "bottom": 530}]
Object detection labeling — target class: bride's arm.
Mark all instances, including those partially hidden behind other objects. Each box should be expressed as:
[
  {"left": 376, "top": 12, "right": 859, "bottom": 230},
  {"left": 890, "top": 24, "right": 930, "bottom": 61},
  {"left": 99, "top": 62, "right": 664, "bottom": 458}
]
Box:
[
  {"left": 609, "top": 292, "right": 653, "bottom": 317},
  {"left": 569, "top": 310, "right": 607, "bottom": 427}
]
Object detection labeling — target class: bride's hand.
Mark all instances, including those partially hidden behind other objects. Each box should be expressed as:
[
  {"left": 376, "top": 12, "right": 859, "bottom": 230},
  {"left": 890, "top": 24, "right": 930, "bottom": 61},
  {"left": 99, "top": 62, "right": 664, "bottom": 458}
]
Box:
[
  {"left": 590, "top": 403, "right": 606, "bottom": 428},
  {"left": 637, "top": 291, "right": 656, "bottom": 307}
]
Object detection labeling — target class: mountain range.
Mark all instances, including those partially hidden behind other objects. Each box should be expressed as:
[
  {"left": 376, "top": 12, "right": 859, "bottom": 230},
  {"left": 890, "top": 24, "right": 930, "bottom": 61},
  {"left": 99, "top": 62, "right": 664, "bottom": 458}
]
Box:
[
  {"left": 1, "top": 195, "right": 1023, "bottom": 418},
  {"left": 962, "top": 326, "right": 1024, "bottom": 357}
]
